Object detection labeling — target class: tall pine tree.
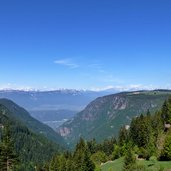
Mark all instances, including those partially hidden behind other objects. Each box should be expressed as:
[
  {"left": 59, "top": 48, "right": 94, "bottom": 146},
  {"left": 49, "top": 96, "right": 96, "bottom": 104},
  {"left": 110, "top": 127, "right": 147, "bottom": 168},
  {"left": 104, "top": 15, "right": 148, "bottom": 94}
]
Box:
[
  {"left": 0, "top": 124, "right": 18, "bottom": 171},
  {"left": 73, "top": 138, "right": 95, "bottom": 171}
]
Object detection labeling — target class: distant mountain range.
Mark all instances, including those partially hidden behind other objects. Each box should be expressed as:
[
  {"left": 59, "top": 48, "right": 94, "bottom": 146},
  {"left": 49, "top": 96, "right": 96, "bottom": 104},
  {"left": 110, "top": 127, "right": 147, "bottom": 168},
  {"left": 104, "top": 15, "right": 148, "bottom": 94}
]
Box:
[
  {"left": 0, "top": 89, "right": 108, "bottom": 111},
  {"left": 58, "top": 90, "right": 171, "bottom": 147},
  {"left": 0, "top": 89, "right": 115, "bottom": 129}
]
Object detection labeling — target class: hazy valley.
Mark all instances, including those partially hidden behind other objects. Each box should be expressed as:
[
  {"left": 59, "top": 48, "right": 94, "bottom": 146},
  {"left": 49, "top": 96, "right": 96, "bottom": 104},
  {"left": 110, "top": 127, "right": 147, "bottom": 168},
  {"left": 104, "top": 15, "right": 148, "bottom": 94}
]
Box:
[{"left": 0, "top": 89, "right": 111, "bottom": 130}]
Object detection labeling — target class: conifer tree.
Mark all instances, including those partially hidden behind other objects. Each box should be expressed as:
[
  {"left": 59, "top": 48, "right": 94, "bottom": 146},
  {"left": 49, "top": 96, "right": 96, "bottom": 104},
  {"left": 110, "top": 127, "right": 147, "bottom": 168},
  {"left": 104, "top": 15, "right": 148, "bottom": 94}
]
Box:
[
  {"left": 87, "top": 139, "right": 97, "bottom": 154},
  {"left": 118, "top": 126, "right": 128, "bottom": 146},
  {"left": 0, "top": 124, "right": 18, "bottom": 171},
  {"left": 123, "top": 143, "right": 136, "bottom": 171},
  {"left": 161, "top": 130, "right": 171, "bottom": 160},
  {"left": 161, "top": 100, "right": 169, "bottom": 124},
  {"left": 74, "top": 138, "right": 95, "bottom": 171}
]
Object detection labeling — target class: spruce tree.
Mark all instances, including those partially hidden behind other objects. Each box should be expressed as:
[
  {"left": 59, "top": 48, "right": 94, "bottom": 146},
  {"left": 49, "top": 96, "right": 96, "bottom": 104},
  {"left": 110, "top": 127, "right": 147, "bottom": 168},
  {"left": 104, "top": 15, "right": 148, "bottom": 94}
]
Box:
[
  {"left": 167, "top": 97, "right": 171, "bottom": 124},
  {"left": 161, "top": 130, "right": 171, "bottom": 160},
  {"left": 74, "top": 138, "right": 95, "bottom": 171},
  {"left": 123, "top": 143, "right": 136, "bottom": 171},
  {"left": 161, "top": 100, "right": 170, "bottom": 124},
  {"left": 118, "top": 126, "right": 128, "bottom": 146},
  {"left": 49, "top": 155, "right": 59, "bottom": 171},
  {"left": 0, "top": 124, "right": 18, "bottom": 171}
]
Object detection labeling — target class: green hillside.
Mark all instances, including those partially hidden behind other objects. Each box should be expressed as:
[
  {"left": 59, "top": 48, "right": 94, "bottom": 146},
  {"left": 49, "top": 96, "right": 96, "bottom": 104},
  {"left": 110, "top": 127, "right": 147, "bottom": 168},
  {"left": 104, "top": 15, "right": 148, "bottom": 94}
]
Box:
[
  {"left": 101, "top": 158, "right": 171, "bottom": 171},
  {"left": 58, "top": 90, "right": 171, "bottom": 146},
  {"left": 0, "top": 99, "right": 65, "bottom": 170},
  {"left": 0, "top": 98, "right": 65, "bottom": 146}
]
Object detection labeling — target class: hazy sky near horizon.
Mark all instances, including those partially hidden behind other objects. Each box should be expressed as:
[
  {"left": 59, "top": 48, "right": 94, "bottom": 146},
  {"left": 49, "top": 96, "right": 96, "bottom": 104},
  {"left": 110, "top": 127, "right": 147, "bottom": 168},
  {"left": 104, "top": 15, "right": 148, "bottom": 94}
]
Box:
[{"left": 0, "top": 0, "right": 171, "bottom": 90}]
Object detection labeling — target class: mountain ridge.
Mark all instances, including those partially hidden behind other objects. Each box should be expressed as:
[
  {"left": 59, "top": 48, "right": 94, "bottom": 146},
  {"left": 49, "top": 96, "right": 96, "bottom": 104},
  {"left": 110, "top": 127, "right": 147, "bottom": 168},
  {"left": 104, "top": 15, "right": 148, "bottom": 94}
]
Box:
[
  {"left": 0, "top": 98, "right": 65, "bottom": 146},
  {"left": 58, "top": 90, "right": 171, "bottom": 146}
]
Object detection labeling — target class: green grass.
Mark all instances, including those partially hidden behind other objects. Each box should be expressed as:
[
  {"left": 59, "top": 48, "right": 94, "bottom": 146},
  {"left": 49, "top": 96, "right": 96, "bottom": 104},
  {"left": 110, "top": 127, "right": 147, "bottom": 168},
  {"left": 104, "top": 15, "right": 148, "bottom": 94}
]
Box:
[
  {"left": 101, "top": 158, "right": 124, "bottom": 171},
  {"left": 101, "top": 158, "right": 171, "bottom": 171}
]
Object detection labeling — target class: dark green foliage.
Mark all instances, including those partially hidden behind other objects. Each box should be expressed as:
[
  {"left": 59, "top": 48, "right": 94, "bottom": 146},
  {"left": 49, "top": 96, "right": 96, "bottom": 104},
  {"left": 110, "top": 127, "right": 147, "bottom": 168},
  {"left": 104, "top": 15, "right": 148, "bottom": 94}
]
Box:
[
  {"left": 73, "top": 138, "right": 95, "bottom": 171},
  {"left": 91, "top": 151, "right": 107, "bottom": 166},
  {"left": 112, "top": 144, "right": 121, "bottom": 160},
  {"left": 118, "top": 126, "right": 128, "bottom": 146},
  {"left": 118, "top": 126, "right": 129, "bottom": 156},
  {"left": 161, "top": 100, "right": 169, "bottom": 124},
  {"left": 119, "top": 96, "right": 171, "bottom": 164},
  {"left": 129, "top": 112, "right": 156, "bottom": 155},
  {"left": 0, "top": 124, "right": 19, "bottom": 171},
  {"left": 100, "top": 137, "right": 117, "bottom": 156},
  {"left": 0, "top": 99, "right": 65, "bottom": 146},
  {"left": 161, "top": 97, "right": 171, "bottom": 124},
  {"left": 87, "top": 139, "right": 97, "bottom": 154},
  {"left": 50, "top": 154, "right": 73, "bottom": 171},
  {"left": 0, "top": 103, "right": 64, "bottom": 170},
  {"left": 123, "top": 143, "right": 136, "bottom": 171},
  {"left": 161, "top": 130, "right": 171, "bottom": 160},
  {"left": 129, "top": 112, "right": 159, "bottom": 159},
  {"left": 152, "top": 111, "right": 163, "bottom": 136},
  {"left": 49, "top": 138, "right": 95, "bottom": 171},
  {"left": 87, "top": 137, "right": 117, "bottom": 157}
]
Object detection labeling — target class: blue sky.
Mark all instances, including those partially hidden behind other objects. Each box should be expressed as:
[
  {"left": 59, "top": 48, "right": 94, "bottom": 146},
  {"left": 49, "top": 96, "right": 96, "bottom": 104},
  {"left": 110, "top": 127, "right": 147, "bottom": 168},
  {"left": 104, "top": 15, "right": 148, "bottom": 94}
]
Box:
[{"left": 0, "top": 0, "right": 171, "bottom": 91}]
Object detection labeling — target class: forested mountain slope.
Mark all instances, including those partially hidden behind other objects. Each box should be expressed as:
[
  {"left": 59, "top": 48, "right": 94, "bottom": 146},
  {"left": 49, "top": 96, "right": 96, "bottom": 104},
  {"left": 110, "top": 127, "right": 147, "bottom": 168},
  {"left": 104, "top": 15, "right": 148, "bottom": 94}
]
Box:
[
  {"left": 58, "top": 90, "right": 171, "bottom": 146},
  {"left": 0, "top": 98, "right": 65, "bottom": 145},
  {"left": 0, "top": 102, "right": 64, "bottom": 170}
]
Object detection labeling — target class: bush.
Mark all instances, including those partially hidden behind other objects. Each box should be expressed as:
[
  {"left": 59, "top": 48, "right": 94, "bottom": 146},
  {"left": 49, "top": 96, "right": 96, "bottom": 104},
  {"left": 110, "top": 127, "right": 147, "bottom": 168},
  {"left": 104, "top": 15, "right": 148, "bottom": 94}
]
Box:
[
  {"left": 149, "top": 156, "right": 157, "bottom": 162},
  {"left": 131, "top": 163, "right": 145, "bottom": 171},
  {"left": 123, "top": 144, "right": 136, "bottom": 171},
  {"left": 138, "top": 147, "right": 148, "bottom": 159},
  {"left": 160, "top": 131, "right": 171, "bottom": 160},
  {"left": 112, "top": 144, "right": 120, "bottom": 160},
  {"left": 91, "top": 151, "right": 107, "bottom": 166}
]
